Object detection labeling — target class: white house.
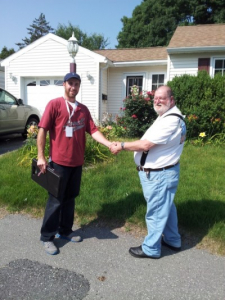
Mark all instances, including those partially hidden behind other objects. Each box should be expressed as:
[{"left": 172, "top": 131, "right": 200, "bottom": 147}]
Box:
[
  {"left": 0, "top": 60, "right": 5, "bottom": 89},
  {"left": 1, "top": 23, "right": 225, "bottom": 122}
]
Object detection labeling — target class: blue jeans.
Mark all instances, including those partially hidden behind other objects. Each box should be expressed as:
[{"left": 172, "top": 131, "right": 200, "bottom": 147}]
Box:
[
  {"left": 40, "top": 162, "right": 82, "bottom": 242},
  {"left": 139, "top": 163, "right": 181, "bottom": 257}
]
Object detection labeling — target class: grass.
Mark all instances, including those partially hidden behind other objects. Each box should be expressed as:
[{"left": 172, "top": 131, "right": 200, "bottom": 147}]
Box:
[{"left": 0, "top": 142, "right": 225, "bottom": 255}]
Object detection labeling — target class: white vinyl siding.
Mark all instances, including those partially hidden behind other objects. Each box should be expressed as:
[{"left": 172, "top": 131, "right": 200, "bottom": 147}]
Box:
[
  {"left": 2, "top": 35, "right": 105, "bottom": 120},
  {"left": 168, "top": 54, "right": 199, "bottom": 80},
  {"left": 107, "top": 65, "right": 167, "bottom": 117},
  {"left": 0, "top": 70, "right": 4, "bottom": 89},
  {"left": 168, "top": 52, "right": 225, "bottom": 80}
]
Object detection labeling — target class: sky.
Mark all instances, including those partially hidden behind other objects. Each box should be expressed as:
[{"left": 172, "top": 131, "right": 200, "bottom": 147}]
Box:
[{"left": 0, "top": 0, "right": 142, "bottom": 51}]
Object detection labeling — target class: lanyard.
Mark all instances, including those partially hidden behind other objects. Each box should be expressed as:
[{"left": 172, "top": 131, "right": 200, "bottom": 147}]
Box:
[{"left": 65, "top": 100, "right": 78, "bottom": 123}]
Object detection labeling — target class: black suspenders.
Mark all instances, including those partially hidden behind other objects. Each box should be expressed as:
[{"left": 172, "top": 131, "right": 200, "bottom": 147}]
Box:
[{"left": 140, "top": 114, "right": 185, "bottom": 166}]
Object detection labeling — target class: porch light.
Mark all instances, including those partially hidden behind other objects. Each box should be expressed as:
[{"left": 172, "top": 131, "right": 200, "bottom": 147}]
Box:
[{"left": 67, "top": 32, "right": 79, "bottom": 73}]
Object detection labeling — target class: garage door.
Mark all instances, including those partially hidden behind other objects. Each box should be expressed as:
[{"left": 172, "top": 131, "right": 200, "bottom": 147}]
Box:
[{"left": 25, "top": 78, "right": 81, "bottom": 115}]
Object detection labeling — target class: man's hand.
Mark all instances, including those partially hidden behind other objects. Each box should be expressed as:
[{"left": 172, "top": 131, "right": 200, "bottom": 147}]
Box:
[
  {"left": 37, "top": 157, "right": 48, "bottom": 174},
  {"left": 109, "top": 142, "right": 122, "bottom": 155}
]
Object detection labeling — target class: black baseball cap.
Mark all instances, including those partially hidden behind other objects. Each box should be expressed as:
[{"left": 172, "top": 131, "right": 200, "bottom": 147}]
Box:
[{"left": 64, "top": 72, "right": 81, "bottom": 82}]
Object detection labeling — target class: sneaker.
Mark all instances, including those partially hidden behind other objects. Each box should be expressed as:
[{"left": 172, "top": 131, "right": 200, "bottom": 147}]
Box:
[
  {"left": 43, "top": 241, "right": 58, "bottom": 255},
  {"left": 56, "top": 231, "right": 82, "bottom": 243}
]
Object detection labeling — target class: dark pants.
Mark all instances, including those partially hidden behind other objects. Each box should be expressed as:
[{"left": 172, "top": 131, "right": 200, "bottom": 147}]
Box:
[{"left": 40, "top": 161, "right": 82, "bottom": 242}]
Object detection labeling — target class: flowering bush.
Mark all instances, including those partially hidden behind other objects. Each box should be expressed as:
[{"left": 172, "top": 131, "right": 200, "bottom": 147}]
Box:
[
  {"left": 27, "top": 124, "right": 39, "bottom": 139},
  {"left": 99, "top": 124, "right": 126, "bottom": 139},
  {"left": 189, "top": 131, "right": 225, "bottom": 146},
  {"left": 100, "top": 112, "right": 127, "bottom": 138},
  {"left": 118, "top": 85, "right": 156, "bottom": 137}
]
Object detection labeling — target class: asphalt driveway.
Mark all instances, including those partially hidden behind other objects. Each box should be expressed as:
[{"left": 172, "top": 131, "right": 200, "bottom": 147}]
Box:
[
  {"left": 0, "top": 134, "right": 25, "bottom": 155},
  {"left": 0, "top": 213, "right": 224, "bottom": 300}
]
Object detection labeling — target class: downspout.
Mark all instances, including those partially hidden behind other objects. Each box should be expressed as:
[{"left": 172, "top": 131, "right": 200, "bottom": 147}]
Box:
[{"left": 99, "top": 61, "right": 109, "bottom": 123}]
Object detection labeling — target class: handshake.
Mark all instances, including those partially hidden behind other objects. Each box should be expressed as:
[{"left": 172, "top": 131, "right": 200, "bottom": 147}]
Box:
[{"left": 108, "top": 142, "right": 123, "bottom": 155}]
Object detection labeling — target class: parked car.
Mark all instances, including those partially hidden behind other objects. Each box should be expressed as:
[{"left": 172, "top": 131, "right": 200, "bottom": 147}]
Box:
[{"left": 0, "top": 88, "right": 41, "bottom": 137}]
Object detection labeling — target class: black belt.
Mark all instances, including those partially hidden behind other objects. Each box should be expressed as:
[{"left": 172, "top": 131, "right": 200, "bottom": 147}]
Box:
[{"left": 136, "top": 162, "right": 179, "bottom": 172}]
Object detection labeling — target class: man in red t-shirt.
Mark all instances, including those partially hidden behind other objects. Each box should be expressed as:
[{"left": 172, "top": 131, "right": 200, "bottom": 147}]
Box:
[{"left": 37, "top": 72, "right": 113, "bottom": 255}]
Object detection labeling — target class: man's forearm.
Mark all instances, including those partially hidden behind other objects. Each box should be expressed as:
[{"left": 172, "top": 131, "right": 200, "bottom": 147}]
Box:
[
  {"left": 91, "top": 130, "right": 112, "bottom": 147},
  {"left": 109, "top": 139, "right": 155, "bottom": 155},
  {"left": 37, "top": 128, "right": 47, "bottom": 159},
  {"left": 121, "top": 139, "right": 155, "bottom": 152}
]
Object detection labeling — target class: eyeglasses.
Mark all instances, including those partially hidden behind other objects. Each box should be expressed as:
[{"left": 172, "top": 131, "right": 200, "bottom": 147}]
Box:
[{"left": 153, "top": 97, "right": 170, "bottom": 102}]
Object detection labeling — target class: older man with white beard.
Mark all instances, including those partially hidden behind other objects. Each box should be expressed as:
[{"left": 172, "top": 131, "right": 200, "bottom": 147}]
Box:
[{"left": 110, "top": 85, "right": 186, "bottom": 258}]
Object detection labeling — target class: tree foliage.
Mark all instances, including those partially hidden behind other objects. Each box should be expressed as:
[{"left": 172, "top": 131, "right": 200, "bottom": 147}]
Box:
[
  {"left": 0, "top": 46, "right": 15, "bottom": 59},
  {"left": 56, "top": 22, "right": 109, "bottom": 50},
  {"left": 16, "top": 13, "right": 55, "bottom": 49},
  {"left": 117, "top": 0, "right": 225, "bottom": 48}
]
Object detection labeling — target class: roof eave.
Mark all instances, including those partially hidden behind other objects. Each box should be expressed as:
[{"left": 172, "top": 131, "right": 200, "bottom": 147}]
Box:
[
  {"left": 167, "top": 46, "right": 225, "bottom": 54},
  {"left": 112, "top": 60, "right": 167, "bottom": 67}
]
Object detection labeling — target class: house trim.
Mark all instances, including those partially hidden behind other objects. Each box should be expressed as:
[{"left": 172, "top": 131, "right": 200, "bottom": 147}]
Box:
[
  {"left": 167, "top": 46, "right": 225, "bottom": 54},
  {"left": 113, "top": 60, "right": 167, "bottom": 67}
]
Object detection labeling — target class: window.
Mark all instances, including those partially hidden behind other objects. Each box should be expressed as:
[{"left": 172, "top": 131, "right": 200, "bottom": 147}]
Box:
[
  {"left": 126, "top": 76, "right": 143, "bottom": 96},
  {"left": 0, "top": 90, "right": 16, "bottom": 105},
  {"left": 214, "top": 59, "right": 225, "bottom": 75},
  {"left": 40, "top": 80, "right": 50, "bottom": 86},
  {"left": 54, "top": 80, "right": 64, "bottom": 86},
  {"left": 27, "top": 81, "right": 36, "bottom": 86},
  {"left": 152, "top": 74, "right": 164, "bottom": 91}
]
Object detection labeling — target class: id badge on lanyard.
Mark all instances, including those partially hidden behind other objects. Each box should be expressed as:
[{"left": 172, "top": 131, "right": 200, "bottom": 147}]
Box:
[{"left": 65, "top": 100, "right": 78, "bottom": 137}]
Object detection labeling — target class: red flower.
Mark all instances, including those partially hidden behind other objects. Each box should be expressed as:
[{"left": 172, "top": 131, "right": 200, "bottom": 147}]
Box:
[{"left": 132, "top": 114, "right": 137, "bottom": 119}]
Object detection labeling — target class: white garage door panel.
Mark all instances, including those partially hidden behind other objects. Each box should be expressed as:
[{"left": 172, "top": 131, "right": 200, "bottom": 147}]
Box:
[
  {"left": 26, "top": 78, "right": 81, "bottom": 116},
  {"left": 27, "top": 86, "right": 64, "bottom": 115}
]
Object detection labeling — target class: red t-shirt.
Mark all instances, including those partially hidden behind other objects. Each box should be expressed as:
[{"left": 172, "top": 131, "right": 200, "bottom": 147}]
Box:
[{"left": 38, "top": 97, "right": 98, "bottom": 167}]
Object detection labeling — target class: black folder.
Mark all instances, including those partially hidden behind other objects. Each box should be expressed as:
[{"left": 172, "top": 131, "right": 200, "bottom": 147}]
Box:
[{"left": 31, "top": 159, "right": 62, "bottom": 198}]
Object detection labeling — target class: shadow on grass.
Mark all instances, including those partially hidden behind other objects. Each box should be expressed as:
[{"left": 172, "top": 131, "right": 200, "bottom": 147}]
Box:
[{"left": 176, "top": 199, "right": 225, "bottom": 250}]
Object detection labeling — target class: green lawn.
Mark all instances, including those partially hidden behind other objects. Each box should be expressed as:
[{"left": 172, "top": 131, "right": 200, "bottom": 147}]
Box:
[{"left": 0, "top": 143, "right": 224, "bottom": 254}]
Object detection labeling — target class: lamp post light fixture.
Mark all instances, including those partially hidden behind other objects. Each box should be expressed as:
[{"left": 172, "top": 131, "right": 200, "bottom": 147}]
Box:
[{"left": 67, "top": 32, "right": 79, "bottom": 73}]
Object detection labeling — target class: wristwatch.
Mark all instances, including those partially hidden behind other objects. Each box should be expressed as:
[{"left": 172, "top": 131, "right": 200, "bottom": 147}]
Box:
[{"left": 121, "top": 142, "right": 125, "bottom": 150}]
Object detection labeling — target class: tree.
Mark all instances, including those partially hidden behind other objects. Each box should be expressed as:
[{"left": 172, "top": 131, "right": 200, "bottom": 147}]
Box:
[
  {"left": 16, "top": 13, "right": 55, "bottom": 49},
  {"left": 56, "top": 22, "right": 109, "bottom": 50},
  {"left": 117, "top": 0, "right": 225, "bottom": 48},
  {"left": 0, "top": 46, "right": 15, "bottom": 59}
]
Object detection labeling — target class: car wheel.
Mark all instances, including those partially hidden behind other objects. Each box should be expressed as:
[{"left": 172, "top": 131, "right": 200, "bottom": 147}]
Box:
[{"left": 22, "top": 117, "right": 39, "bottom": 138}]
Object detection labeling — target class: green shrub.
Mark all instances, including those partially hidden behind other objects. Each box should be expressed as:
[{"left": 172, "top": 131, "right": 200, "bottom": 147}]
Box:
[
  {"left": 17, "top": 126, "right": 114, "bottom": 167},
  {"left": 168, "top": 71, "right": 225, "bottom": 139}
]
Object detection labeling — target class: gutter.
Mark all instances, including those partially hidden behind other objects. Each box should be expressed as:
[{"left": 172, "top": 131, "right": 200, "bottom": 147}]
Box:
[
  {"left": 99, "top": 61, "right": 110, "bottom": 122},
  {"left": 167, "top": 46, "right": 225, "bottom": 54},
  {"left": 113, "top": 60, "right": 167, "bottom": 67}
]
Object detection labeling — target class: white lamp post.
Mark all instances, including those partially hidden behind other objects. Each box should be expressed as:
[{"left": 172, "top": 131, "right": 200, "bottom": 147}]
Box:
[{"left": 67, "top": 32, "right": 79, "bottom": 73}]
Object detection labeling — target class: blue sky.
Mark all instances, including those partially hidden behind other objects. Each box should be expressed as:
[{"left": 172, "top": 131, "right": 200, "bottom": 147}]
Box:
[{"left": 0, "top": 0, "right": 142, "bottom": 51}]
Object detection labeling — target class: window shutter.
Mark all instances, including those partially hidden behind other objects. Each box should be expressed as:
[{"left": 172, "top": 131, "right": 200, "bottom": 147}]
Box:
[{"left": 198, "top": 58, "right": 210, "bottom": 73}]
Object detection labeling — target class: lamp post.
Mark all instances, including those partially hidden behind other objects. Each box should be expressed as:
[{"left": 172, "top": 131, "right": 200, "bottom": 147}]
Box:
[{"left": 67, "top": 32, "right": 79, "bottom": 73}]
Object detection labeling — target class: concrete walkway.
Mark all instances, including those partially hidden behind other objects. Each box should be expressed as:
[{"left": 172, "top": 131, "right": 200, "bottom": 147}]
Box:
[{"left": 0, "top": 214, "right": 224, "bottom": 300}]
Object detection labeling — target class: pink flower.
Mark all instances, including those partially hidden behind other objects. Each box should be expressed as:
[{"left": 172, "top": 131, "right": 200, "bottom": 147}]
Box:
[
  {"left": 132, "top": 114, "right": 137, "bottom": 119},
  {"left": 123, "top": 107, "right": 126, "bottom": 110}
]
